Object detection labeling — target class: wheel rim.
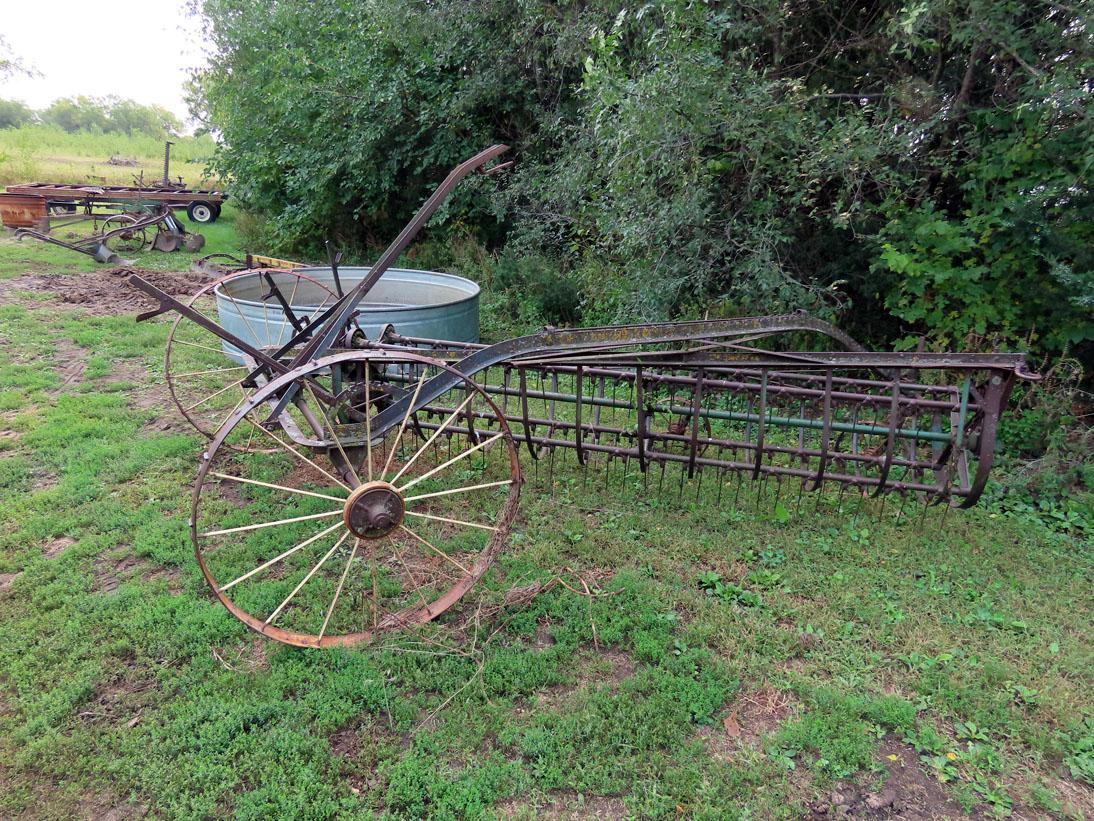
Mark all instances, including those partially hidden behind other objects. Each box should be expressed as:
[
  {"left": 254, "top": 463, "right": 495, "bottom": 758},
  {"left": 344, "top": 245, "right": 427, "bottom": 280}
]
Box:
[
  {"left": 192, "top": 204, "right": 213, "bottom": 222},
  {"left": 102, "top": 214, "right": 147, "bottom": 253},
  {"left": 191, "top": 350, "right": 521, "bottom": 648},
  {"left": 164, "top": 269, "right": 338, "bottom": 448}
]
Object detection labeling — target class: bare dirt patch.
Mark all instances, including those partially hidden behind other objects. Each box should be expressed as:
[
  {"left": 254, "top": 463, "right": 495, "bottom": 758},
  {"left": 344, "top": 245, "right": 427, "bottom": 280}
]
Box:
[
  {"left": 49, "top": 338, "right": 87, "bottom": 397},
  {"left": 701, "top": 681, "right": 798, "bottom": 761},
  {"left": 496, "top": 790, "right": 627, "bottom": 819},
  {"left": 43, "top": 536, "right": 75, "bottom": 559},
  {"left": 528, "top": 646, "right": 637, "bottom": 711},
  {"left": 32, "top": 469, "right": 59, "bottom": 491},
  {"left": 210, "top": 637, "right": 269, "bottom": 675},
  {"left": 77, "top": 674, "right": 157, "bottom": 727},
  {"left": 1051, "top": 776, "right": 1094, "bottom": 820},
  {"left": 1, "top": 267, "right": 211, "bottom": 317},
  {"left": 94, "top": 554, "right": 141, "bottom": 593},
  {"left": 105, "top": 357, "right": 187, "bottom": 435},
  {"left": 0, "top": 572, "right": 22, "bottom": 591},
  {"left": 141, "top": 564, "right": 184, "bottom": 594},
  {"left": 803, "top": 737, "right": 974, "bottom": 820}
]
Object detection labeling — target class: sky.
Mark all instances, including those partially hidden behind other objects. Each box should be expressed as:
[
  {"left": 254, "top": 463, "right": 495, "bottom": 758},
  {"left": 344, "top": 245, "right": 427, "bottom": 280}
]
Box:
[{"left": 3, "top": 0, "right": 206, "bottom": 123}]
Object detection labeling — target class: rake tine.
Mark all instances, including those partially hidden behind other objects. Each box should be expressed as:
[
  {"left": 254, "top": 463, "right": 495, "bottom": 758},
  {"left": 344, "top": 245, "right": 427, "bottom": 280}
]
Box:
[
  {"left": 635, "top": 367, "right": 648, "bottom": 473},
  {"left": 592, "top": 375, "right": 605, "bottom": 444},
  {"left": 686, "top": 368, "right": 705, "bottom": 479},
  {"left": 574, "top": 365, "right": 586, "bottom": 466},
  {"left": 715, "top": 447, "right": 725, "bottom": 506},
  {"left": 518, "top": 368, "right": 538, "bottom": 461}
]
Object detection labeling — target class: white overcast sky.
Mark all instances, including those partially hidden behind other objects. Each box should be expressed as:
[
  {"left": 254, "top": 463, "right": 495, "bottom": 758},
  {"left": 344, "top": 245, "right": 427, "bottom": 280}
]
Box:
[{"left": 3, "top": 0, "right": 206, "bottom": 122}]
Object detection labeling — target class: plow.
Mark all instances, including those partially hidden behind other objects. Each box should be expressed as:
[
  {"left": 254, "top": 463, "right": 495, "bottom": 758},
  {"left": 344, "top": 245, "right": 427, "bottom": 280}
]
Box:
[
  {"left": 127, "top": 145, "right": 1038, "bottom": 648},
  {"left": 14, "top": 205, "right": 205, "bottom": 264}
]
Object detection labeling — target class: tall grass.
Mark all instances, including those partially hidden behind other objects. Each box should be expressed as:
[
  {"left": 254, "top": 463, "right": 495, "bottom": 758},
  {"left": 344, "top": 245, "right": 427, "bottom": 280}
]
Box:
[{"left": 0, "top": 125, "right": 219, "bottom": 186}]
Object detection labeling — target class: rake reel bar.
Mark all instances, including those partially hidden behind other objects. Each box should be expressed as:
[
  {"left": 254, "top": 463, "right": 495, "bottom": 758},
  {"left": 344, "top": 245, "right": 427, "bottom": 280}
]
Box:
[{"left": 128, "top": 145, "right": 1037, "bottom": 647}]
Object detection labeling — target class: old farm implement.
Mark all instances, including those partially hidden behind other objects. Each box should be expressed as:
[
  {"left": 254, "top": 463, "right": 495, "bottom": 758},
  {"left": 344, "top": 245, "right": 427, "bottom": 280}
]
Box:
[
  {"left": 14, "top": 205, "right": 204, "bottom": 264},
  {"left": 129, "top": 146, "right": 1038, "bottom": 648}
]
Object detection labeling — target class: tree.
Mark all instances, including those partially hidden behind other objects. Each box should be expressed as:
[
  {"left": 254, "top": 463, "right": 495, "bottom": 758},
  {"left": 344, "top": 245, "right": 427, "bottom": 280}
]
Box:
[
  {"left": 0, "top": 99, "right": 35, "bottom": 129},
  {"left": 40, "top": 96, "right": 111, "bottom": 133},
  {"left": 39, "top": 95, "right": 182, "bottom": 138},
  {"left": 190, "top": 0, "right": 1093, "bottom": 363}
]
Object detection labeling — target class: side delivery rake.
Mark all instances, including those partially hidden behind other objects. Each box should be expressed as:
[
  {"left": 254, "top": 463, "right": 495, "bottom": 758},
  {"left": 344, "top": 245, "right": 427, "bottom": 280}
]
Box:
[{"left": 128, "top": 145, "right": 1039, "bottom": 648}]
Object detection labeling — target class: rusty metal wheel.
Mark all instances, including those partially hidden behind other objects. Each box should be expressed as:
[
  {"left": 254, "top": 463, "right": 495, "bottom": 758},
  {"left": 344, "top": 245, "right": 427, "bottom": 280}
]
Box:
[
  {"left": 102, "top": 213, "right": 148, "bottom": 253},
  {"left": 191, "top": 350, "right": 521, "bottom": 648},
  {"left": 164, "top": 269, "right": 338, "bottom": 448}
]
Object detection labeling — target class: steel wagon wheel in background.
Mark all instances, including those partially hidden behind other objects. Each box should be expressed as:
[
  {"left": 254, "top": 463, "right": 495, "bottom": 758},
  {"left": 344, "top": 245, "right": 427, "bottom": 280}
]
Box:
[
  {"left": 191, "top": 350, "right": 522, "bottom": 648},
  {"left": 164, "top": 269, "right": 338, "bottom": 448},
  {"left": 101, "top": 213, "right": 148, "bottom": 253}
]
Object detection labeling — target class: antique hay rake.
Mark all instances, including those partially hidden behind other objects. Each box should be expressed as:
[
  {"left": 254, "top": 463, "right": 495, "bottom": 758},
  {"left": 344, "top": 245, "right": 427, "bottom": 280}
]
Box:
[{"left": 129, "top": 146, "right": 1038, "bottom": 648}]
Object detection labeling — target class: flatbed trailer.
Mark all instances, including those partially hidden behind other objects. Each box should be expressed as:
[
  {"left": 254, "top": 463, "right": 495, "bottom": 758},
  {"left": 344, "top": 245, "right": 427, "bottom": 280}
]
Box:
[{"left": 3, "top": 182, "right": 228, "bottom": 224}]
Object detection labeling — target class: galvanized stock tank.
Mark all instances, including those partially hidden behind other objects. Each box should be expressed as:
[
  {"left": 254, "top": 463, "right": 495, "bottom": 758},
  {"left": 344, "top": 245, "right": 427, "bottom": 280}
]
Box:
[{"left": 214, "top": 267, "right": 480, "bottom": 358}]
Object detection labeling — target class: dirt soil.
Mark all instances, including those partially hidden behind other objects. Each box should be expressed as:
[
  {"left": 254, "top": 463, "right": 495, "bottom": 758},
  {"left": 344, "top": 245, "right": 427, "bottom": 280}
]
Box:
[
  {"left": 0, "top": 267, "right": 211, "bottom": 316},
  {"left": 804, "top": 737, "right": 977, "bottom": 820}
]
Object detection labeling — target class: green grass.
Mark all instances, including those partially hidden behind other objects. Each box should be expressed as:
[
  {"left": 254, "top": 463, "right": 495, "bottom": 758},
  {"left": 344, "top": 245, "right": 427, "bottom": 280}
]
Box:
[
  {"left": 0, "top": 125, "right": 218, "bottom": 187},
  {"left": 0, "top": 211, "right": 1091, "bottom": 819}
]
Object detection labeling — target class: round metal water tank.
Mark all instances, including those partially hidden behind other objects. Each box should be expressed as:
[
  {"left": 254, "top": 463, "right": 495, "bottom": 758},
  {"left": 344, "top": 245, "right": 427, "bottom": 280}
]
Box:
[{"left": 213, "top": 267, "right": 480, "bottom": 359}]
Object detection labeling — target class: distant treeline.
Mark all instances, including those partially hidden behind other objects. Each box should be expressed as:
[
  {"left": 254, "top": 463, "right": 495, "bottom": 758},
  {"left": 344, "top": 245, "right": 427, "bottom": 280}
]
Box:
[
  {"left": 0, "top": 96, "right": 182, "bottom": 138},
  {"left": 192, "top": 1, "right": 1092, "bottom": 364}
]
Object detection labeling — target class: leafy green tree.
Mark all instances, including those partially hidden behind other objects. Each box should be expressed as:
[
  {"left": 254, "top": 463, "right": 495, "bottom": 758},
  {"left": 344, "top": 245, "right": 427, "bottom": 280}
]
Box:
[
  {"left": 0, "top": 99, "right": 35, "bottom": 129},
  {"left": 40, "top": 96, "right": 112, "bottom": 133},
  {"left": 191, "top": 0, "right": 1093, "bottom": 364},
  {"left": 39, "top": 95, "right": 181, "bottom": 138}
]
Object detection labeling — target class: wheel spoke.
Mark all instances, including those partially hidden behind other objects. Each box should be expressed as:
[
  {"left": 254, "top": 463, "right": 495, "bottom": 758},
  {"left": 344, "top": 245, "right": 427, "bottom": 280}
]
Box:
[
  {"left": 398, "top": 432, "right": 504, "bottom": 493},
  {"left": 184, "top": 379, "right": 245, "bottom": 412},
  {"left": 219, "top": 387, "right": 252, "bottom": 433},
  {"left": 404, "top": 510, "right": 498, "bottom": 532},
  {"left": 400, "top": 524, "right": 471, "bottom": 576},
  {"left": 305, "top": 381, "right": 361, "bottom": 487},
  {"left": 404, "top": 479, "right": 512, "bottom": 504},
  {"left": 218, "top": 520, "right": 345, "bottom": 592},
  {"left": 172, "top": 365, "right": 249, "bottom": 379},
  {"left": 266, "top": 531, "right": 350, "bottom": 625},
  {"left": 210, "top": 471, "right": 347, "bottom": 502},
  {"left": 223, "top": 289, "right": 266, "bottom": 356},
  {"left": 173, "top": 338, "right": 229, "bottom": 354},
  {"left": 389, "top": 394, "right": 474, "bottom": 484},
  {"left": 364, "top": 372, "right": 373, "bottom": 481},
  {"left": 380, "top": 369, "right": 429, "bottom": 480},
  {"left": 390, "top": 540, "right": 431, "bottom": 607},
  {"left": 318, "top": 538, "right": 359, "bottom": 640},
  {"left": 202, "top": 508, "right": 341, "bottom": 537},
  {"left": 244, "top": 416, "right": 352, "bottom": 491}
]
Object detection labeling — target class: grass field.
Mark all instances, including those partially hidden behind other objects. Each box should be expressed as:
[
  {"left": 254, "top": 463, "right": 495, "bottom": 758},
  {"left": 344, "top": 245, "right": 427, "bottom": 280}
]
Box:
[
  {"left": 0, "top": 157, "right": 1091, "bottom": 819},
  {"left": 0, "top": 126, "right": 219, "bottom": 187}
]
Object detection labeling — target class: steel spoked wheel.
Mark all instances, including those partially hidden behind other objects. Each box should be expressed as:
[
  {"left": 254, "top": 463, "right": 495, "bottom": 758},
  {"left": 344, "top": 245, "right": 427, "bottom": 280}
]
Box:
[
  {"left": 102, "top": 213, "right": 148, "bottom": 253},
  {"left": 192, "top": 350, "right": 521, "bottom": 648},
  {"left": 165, "top": 269, "right": 338, "bottom": 446}
]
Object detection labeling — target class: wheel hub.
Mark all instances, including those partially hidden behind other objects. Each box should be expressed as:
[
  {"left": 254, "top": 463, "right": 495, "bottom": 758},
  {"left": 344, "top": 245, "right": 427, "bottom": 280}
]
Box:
[{"left": 343, "top": 481, "right": 405, "bottom": 540}]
